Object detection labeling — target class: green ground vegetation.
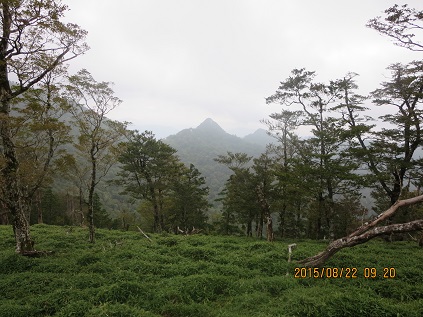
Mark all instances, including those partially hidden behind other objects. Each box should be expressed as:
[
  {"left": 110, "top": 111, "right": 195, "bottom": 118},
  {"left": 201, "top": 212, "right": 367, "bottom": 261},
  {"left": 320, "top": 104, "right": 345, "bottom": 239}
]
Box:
[{"left": 0, "top": 224, "right": 422, "bottom": 317}]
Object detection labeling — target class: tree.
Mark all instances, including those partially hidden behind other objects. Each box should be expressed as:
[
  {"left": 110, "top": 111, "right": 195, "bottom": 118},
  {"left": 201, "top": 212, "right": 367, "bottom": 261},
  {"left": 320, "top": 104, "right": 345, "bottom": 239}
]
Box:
[
  {"left": 367, "top": 4, "right": 423, "bottom": 51},
  {"left": 221, "top": 168, "right": 258, "bottom": 236},
  {"left": 336, "top": 64, "right": 423, "bottom": 207},
  {"left": 263, "top": 111, "right": 306, "bottom": 238},
  {"left": 371, "top": 62, "right": 423, "bottom": 205},
  {"left": 93, "top": 192, "right": 112, "bottom": 229},
  {"left": 66, "top": 69, "right": 126, "bottom": 243},
  {"left": 0, "top": 0, "right": 88, "bottom": 253},
  {"left": 119, "top": 142, "right": 209, "bottom": 234},
  {"left": 298, "top": 4, "right": 423, "bottom": 265},
  {"left": 10, "top": 67, "right": 72, "bottom": 225},
  {"left": 252, "top": 152, "right": 277, "bottom": 240},
  {"left": 167, "top": 164, "right": 209, "bottom": 232},
  {"left": 215, "top": 152, "right": 257, "bottom": 236},
  {"left": 214, "top": 151, "right": 279, "bottom": 240},
  {"left": 36, "top": 187, "right": 66, "bottom": 225},
  {"left": 117, "top": 131, "right": 181, "bottom": 232},
  {"left": 266, "top": 69, "right": 361, "bottom": 239}
]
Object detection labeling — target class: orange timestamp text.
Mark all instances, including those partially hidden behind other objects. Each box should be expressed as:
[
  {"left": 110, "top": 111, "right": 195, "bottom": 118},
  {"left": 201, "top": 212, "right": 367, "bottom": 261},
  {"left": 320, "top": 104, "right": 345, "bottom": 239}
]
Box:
[{"left": 294, "top": 267, "right": 396, "bottom": 279}]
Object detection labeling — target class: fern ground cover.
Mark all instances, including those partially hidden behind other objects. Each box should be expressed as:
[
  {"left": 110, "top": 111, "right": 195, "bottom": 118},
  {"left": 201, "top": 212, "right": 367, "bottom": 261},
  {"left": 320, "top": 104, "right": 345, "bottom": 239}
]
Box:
[{"left": 0, "top": 224, "right": 422, "bottom": 317}]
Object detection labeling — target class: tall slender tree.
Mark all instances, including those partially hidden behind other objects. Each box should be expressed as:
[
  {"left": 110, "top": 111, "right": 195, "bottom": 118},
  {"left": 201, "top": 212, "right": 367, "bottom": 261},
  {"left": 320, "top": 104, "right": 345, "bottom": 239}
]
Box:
[
  {"left": 263, "top": 110, "right": 305, "bottom": 237},
  {"left": 0, "top": 0, "right": 88, "bottom": 252},
  {"left": 10, "top": 69, "right": 72, "bottom": 225},
  {"left": 66, "top": 69, "right": 125, "bottom": 243}
]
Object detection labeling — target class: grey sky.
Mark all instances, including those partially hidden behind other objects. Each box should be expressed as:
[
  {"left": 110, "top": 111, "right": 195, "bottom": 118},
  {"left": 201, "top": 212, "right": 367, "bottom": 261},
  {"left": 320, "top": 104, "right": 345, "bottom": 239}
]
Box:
[{"left": 65, "top": 1, "right": 422, "bottom": 138}]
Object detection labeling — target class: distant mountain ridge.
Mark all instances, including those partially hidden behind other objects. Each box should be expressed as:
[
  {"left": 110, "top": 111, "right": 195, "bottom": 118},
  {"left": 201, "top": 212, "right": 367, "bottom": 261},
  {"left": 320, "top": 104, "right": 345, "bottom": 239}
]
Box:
[
  {"left": 164, "top": 118, "right": 274, "bottom": 205},
  {"left": 243, "top": 128, "right": 275, "bottom": 147}
]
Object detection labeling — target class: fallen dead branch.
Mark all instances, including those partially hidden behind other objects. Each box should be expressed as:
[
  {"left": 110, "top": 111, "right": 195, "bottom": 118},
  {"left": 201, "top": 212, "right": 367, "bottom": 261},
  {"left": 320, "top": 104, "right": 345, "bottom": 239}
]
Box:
[
  {"left": 137, "top": 226, "right": 153, "bottom": 243},
  {"left": 299, "top": 194, "right": 423, "bottom": 267}
]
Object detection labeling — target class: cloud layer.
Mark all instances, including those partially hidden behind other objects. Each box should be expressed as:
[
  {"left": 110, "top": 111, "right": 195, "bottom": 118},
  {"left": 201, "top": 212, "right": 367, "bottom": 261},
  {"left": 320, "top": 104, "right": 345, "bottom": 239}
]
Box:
[{"left": 65, "top": 0, "right": 422, "bottom": 138}]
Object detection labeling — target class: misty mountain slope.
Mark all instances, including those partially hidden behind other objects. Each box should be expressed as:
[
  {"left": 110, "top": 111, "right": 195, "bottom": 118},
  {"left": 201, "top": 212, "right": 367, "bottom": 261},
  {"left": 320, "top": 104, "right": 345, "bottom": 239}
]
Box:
[
  {"left": 164, "top": 118, "right": 273, "bottom": 203},
  {"left": 243, "top": 128, "right": 276, "bottom": 147}
]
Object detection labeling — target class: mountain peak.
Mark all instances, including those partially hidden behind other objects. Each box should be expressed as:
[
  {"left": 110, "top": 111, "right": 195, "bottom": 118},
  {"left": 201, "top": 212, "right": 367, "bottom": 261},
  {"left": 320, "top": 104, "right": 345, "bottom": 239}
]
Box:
[
  {"left": 251, "top": 128, "right": 268, "bottom": 135},
  {"left": 243, "top": 128, "right": 274, "bottom": 146},
  {"left": 196, "top": 118, "right": 226, "bottom": 133}
]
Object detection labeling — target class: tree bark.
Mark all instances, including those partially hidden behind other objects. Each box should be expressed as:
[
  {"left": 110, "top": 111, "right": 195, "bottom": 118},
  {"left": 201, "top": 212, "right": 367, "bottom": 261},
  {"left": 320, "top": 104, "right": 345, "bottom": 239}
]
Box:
[
  {"left": 0, "top": 99, "right": 35, "bottom": 252},
  {"left": 146, "top": 175, "right": 161, "bottom": 233},
  {"left": 266, "top": 215, "right": 274, "bottom": 242},
  {"left": 0, "top": 3, "right": 34, "bottom": 253},
  {"left": 87, "top": 144, "right": 97, "bottom": 243},
  {"left": 36, "top": 191, "right": 43, "bottom": 224},
  {"left": 299, "top": 194, "right": 423, "bottom": 267},
  {"left": 255, "top": 185, "right": 271, "bottom": 241}
]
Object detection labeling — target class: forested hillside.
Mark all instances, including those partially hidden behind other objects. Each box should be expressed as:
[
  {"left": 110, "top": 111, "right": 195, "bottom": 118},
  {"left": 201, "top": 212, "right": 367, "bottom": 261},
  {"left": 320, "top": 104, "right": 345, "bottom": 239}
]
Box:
[
  {"left": 164, "top": 118, "right": 274, "bottom": 202},
  {"left": 0, "top": 0, "right": 422, "bottom": 267}
]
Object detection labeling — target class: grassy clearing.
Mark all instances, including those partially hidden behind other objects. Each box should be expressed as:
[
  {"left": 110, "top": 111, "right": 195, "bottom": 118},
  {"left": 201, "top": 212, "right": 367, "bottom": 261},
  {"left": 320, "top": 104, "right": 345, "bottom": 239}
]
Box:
[{"left": 0, "top": 224, "right": 422, "bottom": 316}]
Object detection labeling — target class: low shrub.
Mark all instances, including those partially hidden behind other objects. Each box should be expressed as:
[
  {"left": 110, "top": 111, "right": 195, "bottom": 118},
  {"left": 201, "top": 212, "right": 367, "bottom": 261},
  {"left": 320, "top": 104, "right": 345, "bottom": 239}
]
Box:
[
  {"left": 156, "top": 236, "right": 179, "bottom": 247},
  {"left": 0, "top": 253, "right": 37, "bottom": 273},
  {"left": 0, "top": 225, "right": 422, "bottom": 317},
  {"left": 55, "top": 300, "right": 94, "bottom": 317},
  {"left": 76, "top": 253, "right": 101, "bottom": 266},
  {"left": 178, "top": 245, "right": 217, "bottom": 261},
  {"left": 159, "top": 303, "right": 215, "bottom": 317},
  {"left": 0, "top": 301, "right": 36, "bottom": 317},
  {"left": 87, "top": 303, "right": 158, "bottom": 317},
  {"left": 165, "top": 274, "right": 238, "bottom": 303}
]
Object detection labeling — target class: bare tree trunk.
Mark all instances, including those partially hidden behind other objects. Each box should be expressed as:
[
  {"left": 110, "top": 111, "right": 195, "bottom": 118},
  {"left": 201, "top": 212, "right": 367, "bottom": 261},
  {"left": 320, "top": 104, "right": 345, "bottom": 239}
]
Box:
[
  {"left": 256, "top": 216, "right": 263, "bottom": 238},
  {"left": 246, "top": 221, "right": 252, "bottom": 237},
  {"left": 299, "top": 195, "right": 423, "bottom": 267},
  {"left": 266, "top": 215, "right": 274, "bottom": 242},
  {"left": 0, "top": 100, "right": 34, "bottom": 253},
  {"left": 256, "top": 185, "right": 271, "bottom": 241},
  {"left": 87, "top": 192, "right": 95, "bottom": 243},
  {"left": 36, "top": 191, "right": 43, "bottom": 224},
  {"left": 88, "top": 147, "right": 96, "bottom": 243},
  {"left": 279, "top": 203, "right": 287, "bottom": 238},
  {"left": 0, "top": 12, "right": 34, "bottom": 249},
  {"left": 0, "top": 207, "right": 9, "bottom": 224},
  {"left": 66, "top": 192, "right": 75, "bottom": 225},
  {"left": 79, "top": 187, "right": 85, "bottom": 226}
]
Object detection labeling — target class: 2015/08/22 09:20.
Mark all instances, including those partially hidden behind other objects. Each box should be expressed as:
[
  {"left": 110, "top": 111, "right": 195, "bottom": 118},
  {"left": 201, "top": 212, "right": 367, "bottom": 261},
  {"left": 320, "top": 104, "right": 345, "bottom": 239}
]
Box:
[{"left": 294, "top": 267, "right": 397, "bottom": 279}]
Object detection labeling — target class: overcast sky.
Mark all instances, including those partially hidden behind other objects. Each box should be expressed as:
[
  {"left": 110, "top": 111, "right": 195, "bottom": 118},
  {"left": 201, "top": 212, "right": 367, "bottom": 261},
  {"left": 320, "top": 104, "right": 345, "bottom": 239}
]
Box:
[{"left": 65, "top": 0, "right": 422, "bottom": 138}]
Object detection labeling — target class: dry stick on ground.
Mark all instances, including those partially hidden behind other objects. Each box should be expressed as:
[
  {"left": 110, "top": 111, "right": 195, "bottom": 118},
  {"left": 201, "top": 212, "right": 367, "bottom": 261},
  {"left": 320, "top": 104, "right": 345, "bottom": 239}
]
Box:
[
  {"left": 137, "top": 226, "right": 153, "bottom": 243},
  {"left": 298, "top": 195, "right": 423, "bottom": 267}
]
